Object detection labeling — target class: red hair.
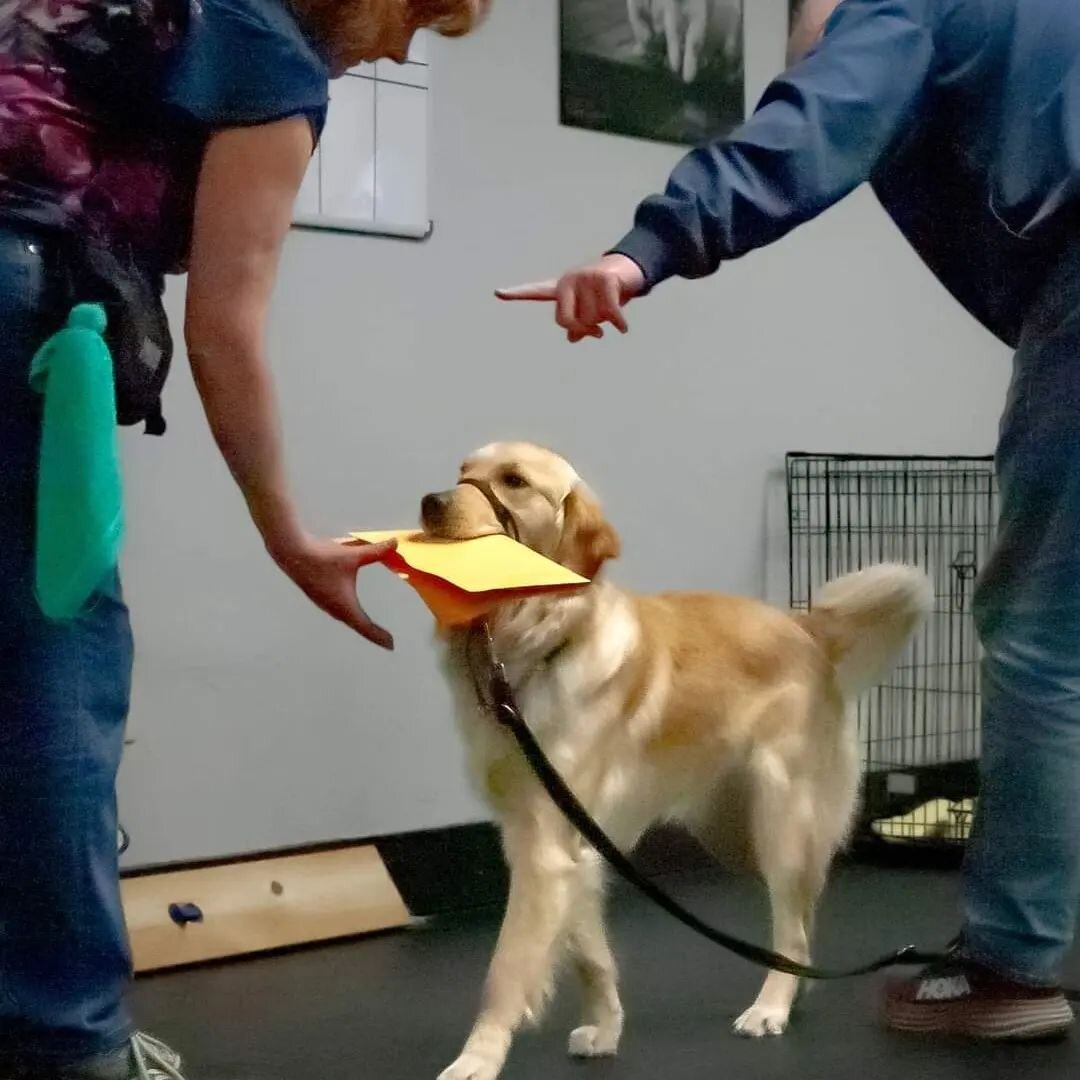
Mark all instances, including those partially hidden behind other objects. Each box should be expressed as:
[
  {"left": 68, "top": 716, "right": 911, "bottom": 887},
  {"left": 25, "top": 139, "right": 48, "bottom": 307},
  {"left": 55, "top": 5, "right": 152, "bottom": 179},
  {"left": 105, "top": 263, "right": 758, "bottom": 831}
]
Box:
[
  {"left": 292, "top": 0, "right": 490, "bottom": 59},
  {"left": 412, "top": 0, "right": 490, "bottom": 37}
]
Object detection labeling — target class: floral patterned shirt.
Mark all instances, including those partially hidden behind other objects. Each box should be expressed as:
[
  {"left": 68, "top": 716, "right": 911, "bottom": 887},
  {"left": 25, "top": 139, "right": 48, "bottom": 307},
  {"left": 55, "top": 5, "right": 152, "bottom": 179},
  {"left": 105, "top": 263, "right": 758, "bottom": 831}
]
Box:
[{"left": 0, "top": 0, "right": 328, "bottom": 274}]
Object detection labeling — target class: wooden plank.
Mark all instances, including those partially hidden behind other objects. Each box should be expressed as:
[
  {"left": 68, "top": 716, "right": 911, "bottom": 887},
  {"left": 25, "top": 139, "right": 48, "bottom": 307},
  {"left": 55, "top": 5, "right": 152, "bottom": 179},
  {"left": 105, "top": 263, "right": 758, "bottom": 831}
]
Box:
[{"left": 122, "top": 845, "right": 410, "bottom": 973}]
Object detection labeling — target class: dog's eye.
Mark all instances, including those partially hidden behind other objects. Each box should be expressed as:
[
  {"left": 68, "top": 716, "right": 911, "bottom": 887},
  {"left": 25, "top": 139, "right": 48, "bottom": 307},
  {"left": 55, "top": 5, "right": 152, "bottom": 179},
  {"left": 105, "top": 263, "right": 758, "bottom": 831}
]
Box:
[{"left": 502, "top": 471, "right": 527, "bottom": 490}]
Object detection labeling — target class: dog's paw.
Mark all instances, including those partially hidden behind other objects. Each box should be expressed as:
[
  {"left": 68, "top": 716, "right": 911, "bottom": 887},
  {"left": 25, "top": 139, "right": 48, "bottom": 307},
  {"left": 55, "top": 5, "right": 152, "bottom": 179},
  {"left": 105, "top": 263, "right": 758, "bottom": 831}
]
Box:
[
  {"left": 437, "top": 1053, "right": 501, "bottom": 1080},
  {"left": 568, "top": 1024, "right": 620, "bottom": 1058},
  {"left": 733, "top": 1004, "right": 790, "bottom": 1038}
]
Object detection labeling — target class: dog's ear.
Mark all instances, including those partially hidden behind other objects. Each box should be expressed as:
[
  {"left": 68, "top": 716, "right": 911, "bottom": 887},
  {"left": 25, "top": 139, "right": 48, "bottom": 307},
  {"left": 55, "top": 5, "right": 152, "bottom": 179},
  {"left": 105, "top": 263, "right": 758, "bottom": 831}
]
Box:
[{"left": 557, "top": 486, "right": 620, "bottom": 579}]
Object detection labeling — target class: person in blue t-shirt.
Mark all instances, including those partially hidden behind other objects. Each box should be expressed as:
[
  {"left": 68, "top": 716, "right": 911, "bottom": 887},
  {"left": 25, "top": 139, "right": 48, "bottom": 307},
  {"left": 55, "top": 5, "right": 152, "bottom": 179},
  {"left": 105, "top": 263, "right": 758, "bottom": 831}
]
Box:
[
  {"left": 501, "top": 0, "right": 1079, "bottom": 1044},
  {"left": 0, "top": 1, "right": 488, "bottom": 1077}
]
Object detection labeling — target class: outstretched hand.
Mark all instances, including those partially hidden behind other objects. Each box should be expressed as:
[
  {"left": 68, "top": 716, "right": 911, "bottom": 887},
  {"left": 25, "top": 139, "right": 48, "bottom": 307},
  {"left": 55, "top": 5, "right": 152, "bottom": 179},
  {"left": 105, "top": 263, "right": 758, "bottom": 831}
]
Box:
[
  {"left": 496, "top": 254, "right": 645, "bottom": 343},
  {"left": 270, "top": 535, "right": 398, "bottom": 649}
]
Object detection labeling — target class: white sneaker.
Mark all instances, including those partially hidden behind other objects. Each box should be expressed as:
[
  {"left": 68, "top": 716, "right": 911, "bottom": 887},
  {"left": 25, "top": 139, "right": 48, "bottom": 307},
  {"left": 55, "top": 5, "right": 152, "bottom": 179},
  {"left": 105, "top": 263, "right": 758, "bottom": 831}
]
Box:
[
  {"left": 129, "top": 1033, "right": 186, "bottom": 1080},
  {"left": 9, "top": 1033, "right": 188, "bottom": 1079}
]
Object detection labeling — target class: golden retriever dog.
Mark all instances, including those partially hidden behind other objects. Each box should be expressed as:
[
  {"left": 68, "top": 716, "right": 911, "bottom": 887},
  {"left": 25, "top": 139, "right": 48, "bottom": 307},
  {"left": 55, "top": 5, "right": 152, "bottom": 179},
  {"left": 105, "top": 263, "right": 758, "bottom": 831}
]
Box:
[{"left": 423, "top": 443, "right": 932, "bottom": 1080}]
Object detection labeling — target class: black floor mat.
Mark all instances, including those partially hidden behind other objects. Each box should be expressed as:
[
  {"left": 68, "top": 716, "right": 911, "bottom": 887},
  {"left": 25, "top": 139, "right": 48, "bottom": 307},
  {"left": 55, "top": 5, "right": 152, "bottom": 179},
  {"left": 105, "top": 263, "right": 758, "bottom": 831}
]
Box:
[{"left": 131, "top": 862, "right": 1079, "bottom": 1080}]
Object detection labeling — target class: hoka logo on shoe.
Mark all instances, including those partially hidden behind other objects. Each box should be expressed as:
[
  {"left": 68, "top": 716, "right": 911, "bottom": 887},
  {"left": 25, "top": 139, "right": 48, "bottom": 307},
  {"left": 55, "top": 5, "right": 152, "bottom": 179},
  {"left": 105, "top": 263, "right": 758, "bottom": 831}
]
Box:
[{"left": 915, "top": 975, "right": 972, "bottom": 1002}]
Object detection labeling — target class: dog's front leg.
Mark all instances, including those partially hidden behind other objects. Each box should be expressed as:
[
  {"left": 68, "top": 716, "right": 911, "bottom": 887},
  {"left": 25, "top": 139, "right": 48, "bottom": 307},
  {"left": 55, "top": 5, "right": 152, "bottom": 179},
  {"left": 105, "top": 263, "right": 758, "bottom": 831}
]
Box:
[
  {"left": 438, "top": 842, "right": 577, "bottom": 1080},
  {"left": 626, "top": 0, "right": 653, "bottom": 55},
  {"left": 680, "top": 0, "right": 708, "bottom": 82},
  {"left": 662, "top": 0, "right": 684, "bottom": 78}
]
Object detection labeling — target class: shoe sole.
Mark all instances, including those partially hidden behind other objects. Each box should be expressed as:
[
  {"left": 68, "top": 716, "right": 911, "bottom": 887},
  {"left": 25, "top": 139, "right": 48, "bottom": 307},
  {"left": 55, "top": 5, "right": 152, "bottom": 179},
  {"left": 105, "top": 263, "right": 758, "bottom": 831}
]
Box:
[{"left": 886, "top": 998, "right": 1075, "bottom": 1042}]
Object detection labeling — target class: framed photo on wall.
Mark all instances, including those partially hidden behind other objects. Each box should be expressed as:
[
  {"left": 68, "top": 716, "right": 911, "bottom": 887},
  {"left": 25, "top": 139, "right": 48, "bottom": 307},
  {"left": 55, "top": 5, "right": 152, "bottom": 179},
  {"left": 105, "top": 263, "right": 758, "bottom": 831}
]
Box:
[{"left": 560, "top": 0, "right": 745, "bottom": 147}]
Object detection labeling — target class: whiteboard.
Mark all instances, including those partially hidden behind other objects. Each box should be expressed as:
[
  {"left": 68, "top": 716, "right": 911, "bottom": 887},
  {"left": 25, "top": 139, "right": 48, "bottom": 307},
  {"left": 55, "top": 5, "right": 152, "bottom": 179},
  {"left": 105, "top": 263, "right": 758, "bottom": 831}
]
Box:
[{"left": 294, "top": 31, "right": 432, "bottom": 240}]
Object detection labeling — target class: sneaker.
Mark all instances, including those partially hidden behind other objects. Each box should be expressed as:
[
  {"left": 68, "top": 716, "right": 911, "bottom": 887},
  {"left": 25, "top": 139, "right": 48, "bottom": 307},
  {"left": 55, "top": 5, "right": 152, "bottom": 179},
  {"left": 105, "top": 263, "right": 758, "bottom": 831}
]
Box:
[
  {"left": 128, "top": 1033, "right": 186, "bottom": 1079},
  {"left": 884, "top": 953, "right": 1075, "bottom": 1041},
  {"left": 9, "top": 1033, "right": 186, "bottom": 1080}
]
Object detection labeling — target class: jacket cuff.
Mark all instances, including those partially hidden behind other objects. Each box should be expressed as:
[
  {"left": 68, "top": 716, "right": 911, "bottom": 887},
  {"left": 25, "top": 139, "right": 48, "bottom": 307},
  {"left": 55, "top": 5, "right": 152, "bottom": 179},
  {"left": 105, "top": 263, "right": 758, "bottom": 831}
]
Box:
[{"left": 607, "top": 225, "right": 679, "bottom": 294}]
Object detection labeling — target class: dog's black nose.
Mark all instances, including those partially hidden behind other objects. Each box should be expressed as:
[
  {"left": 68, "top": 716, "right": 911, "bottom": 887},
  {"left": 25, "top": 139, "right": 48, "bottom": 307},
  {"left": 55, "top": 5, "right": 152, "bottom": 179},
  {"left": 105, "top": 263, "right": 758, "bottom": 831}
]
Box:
[{"left": 422, "top": 492, "right": 451, "bottom": 524}]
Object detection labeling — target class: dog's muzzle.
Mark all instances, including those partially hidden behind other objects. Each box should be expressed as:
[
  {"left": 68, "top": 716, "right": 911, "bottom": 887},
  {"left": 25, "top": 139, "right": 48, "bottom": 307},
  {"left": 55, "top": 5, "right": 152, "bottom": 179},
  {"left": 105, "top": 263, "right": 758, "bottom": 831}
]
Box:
[
  {"left": 422, "top": 478, "right": 520, "bottom": 541},
  {"left": 457, "top": 478, "right": 518, "bottom": 540}
]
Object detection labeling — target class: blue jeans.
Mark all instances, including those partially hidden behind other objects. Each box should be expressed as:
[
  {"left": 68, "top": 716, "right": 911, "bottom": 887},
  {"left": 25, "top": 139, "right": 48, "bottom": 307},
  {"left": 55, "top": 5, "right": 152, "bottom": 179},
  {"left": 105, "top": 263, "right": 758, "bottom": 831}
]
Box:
[
  {"left": 964, "top": 237, "right": 1080, "bottom": 986},
  {"left": 0, "top": 226, "right": 134, "bottom": 1062}
]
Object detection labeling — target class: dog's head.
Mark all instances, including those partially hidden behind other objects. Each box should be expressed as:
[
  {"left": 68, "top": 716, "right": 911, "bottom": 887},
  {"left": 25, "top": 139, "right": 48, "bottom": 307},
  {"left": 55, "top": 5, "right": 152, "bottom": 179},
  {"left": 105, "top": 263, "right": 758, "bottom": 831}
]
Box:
[{"left": 420, "top": 442, "right": 620, "bottom": 579}]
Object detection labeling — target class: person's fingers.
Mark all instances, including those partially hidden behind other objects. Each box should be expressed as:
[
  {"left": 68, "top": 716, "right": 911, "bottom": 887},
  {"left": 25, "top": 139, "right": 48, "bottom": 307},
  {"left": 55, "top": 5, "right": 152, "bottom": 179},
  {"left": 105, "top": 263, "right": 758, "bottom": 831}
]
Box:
[
  {"left": 345, "top": 599, "right": 395, "bottom": 650},
  {"left": 601, "top": 276, "right": 629, "bottom": 334},
  {"left": 570, "top": 280, "right": 607, "bottom": 342},
  {"left": 568, "top": 325, "right": 603, "bottom": 344},
  {"left": 577, "top": 284, "right": 599, "bottom": 334},
  {"left": 556, "top": 278, "right": 579, "bottom": 332},
  {"left": 350, "top": 538, "right": 398, "bottom": 567},
  {"left": 343, "top": 542, "right": 396, "bottom": 647},
  {"left": 495, "top": 280, "right": 559, "bottom": 301}
]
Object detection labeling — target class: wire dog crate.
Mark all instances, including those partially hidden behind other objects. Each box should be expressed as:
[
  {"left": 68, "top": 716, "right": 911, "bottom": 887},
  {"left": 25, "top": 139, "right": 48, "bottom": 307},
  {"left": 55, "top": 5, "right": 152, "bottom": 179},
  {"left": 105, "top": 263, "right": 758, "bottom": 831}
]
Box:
[{"left": 786, "top": 454, "right": 999, "bottom": 847}]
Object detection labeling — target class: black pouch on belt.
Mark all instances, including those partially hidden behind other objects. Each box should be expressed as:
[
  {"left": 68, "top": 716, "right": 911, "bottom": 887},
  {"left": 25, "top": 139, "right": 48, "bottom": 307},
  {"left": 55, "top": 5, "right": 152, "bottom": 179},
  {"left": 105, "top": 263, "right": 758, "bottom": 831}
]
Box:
[{"left": 58, "top": 237, "right": 173, "bottom": 436}]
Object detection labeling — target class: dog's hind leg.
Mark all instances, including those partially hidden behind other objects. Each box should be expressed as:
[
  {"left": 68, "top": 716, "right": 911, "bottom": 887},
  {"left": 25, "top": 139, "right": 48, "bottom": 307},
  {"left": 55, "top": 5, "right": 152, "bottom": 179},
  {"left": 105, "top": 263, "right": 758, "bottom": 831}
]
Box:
[
  {"left": 566, "top": 856, "right": 624, "bottom": 1059},
  {"left": 733, "top": 748, "right": 825, "bottom": 1038}
]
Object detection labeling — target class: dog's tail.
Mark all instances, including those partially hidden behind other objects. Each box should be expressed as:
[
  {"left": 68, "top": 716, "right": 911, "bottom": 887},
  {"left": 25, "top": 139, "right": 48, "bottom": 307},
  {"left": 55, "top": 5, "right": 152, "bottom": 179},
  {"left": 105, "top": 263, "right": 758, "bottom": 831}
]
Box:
[{"left": 797, "top": 564, "right": 934, "bottom": 699}]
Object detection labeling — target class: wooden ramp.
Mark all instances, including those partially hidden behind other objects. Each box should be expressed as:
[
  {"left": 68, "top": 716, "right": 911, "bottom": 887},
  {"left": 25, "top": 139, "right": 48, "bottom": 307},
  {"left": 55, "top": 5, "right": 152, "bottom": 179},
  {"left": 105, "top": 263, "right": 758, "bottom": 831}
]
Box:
[{"left": 122, "top": 845, "right": 410, "bottom": 973}]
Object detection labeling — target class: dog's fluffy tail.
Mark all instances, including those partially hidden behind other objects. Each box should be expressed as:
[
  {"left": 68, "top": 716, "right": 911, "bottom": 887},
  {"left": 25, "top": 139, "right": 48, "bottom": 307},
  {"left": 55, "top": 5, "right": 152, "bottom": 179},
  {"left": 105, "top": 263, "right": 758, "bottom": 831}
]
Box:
[{"left": 798, "top": 564, "right": 934, "bottom": 699}]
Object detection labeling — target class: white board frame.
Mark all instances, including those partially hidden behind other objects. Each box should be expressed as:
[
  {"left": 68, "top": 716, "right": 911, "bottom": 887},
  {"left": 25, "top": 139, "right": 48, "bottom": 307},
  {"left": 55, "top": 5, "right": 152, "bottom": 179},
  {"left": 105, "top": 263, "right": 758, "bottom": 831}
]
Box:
[
  {"left": 292, "top": 214, "right": 433, "bottom": 241},
  {"left": 293, "top": 35, "right": 433, "bottom": 242}
]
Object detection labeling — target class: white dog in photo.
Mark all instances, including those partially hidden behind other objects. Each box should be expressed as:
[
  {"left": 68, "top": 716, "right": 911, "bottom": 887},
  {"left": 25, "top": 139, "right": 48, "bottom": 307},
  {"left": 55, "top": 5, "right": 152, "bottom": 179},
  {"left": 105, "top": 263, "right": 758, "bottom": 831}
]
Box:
[{"left": 627, "top": 0, "right": 742, "bottom": 83}]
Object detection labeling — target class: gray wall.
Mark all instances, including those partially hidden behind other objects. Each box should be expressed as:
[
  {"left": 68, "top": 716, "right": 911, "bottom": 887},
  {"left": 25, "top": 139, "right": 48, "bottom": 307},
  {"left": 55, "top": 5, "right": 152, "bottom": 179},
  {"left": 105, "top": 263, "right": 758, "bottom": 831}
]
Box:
[{"left": 117, "top": 0, "right": 1010, "bottom": 867}]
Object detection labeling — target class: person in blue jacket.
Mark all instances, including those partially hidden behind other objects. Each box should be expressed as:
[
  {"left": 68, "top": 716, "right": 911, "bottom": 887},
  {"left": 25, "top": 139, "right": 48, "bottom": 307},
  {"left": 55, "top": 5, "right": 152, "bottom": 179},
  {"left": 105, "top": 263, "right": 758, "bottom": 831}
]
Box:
[{"left": 501, "top": 0, "right": 1079, "bottom": 1041}]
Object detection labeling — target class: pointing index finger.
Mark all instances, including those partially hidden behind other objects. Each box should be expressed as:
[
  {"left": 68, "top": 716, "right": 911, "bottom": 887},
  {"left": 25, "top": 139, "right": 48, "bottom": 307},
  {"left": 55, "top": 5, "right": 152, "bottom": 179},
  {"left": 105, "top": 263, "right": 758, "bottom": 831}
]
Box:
[{"left": 495, "top": 279, "right": 559, "bottom": 301}]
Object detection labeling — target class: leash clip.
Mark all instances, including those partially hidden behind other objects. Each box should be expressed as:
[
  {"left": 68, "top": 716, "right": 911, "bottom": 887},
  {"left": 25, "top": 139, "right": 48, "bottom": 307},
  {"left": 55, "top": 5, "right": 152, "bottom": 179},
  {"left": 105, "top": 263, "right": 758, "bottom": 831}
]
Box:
[
  {"left": 488, "top": 658, "right": 518, "bottom": 727},
  {"left": 478, "top": 622, "right": 518, "bottom": 726}
]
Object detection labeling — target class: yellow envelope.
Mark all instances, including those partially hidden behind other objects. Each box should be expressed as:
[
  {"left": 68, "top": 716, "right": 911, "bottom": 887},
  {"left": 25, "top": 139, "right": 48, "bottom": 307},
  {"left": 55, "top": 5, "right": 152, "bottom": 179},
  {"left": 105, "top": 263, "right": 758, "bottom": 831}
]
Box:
[{"left": 346, "top": 530, "right": 590, "bottom": 627}]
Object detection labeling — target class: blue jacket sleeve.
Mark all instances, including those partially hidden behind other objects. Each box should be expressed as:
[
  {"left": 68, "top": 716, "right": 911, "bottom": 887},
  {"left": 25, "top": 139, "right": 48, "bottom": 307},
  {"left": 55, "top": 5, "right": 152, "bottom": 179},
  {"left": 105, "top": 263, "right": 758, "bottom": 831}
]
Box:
[{"left": 612, "top": 0, "right": 937, "bottom": 289}]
